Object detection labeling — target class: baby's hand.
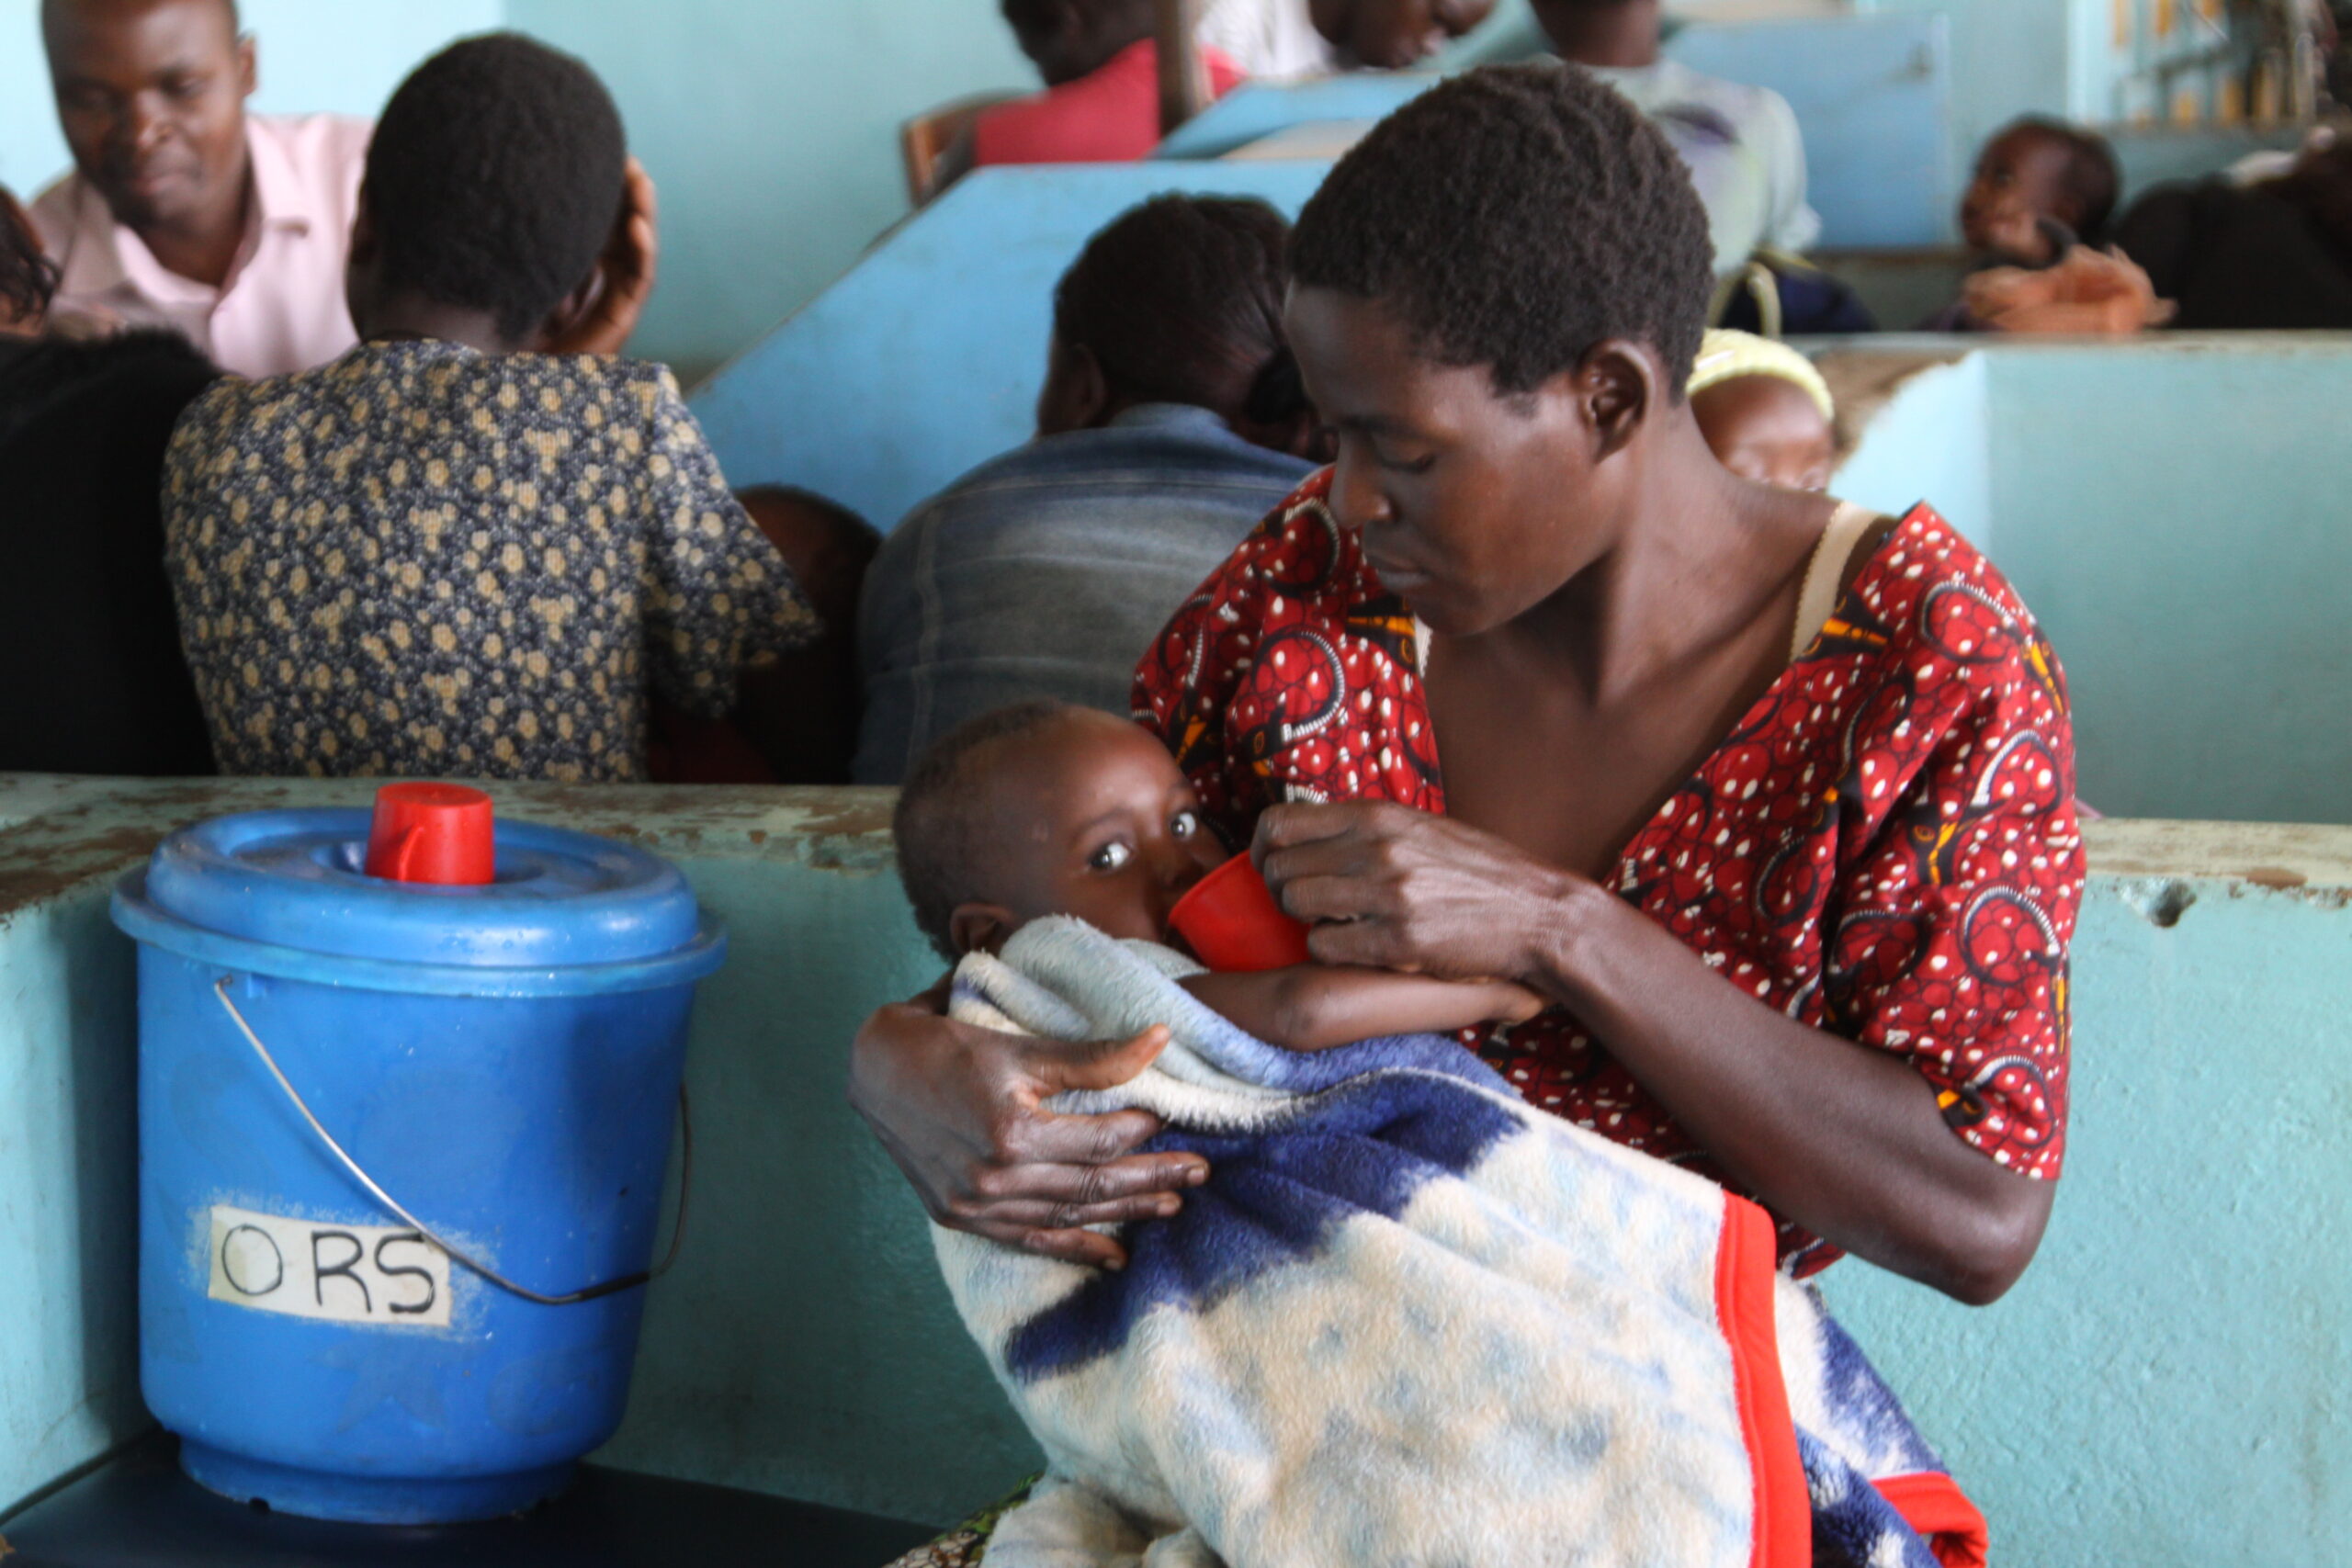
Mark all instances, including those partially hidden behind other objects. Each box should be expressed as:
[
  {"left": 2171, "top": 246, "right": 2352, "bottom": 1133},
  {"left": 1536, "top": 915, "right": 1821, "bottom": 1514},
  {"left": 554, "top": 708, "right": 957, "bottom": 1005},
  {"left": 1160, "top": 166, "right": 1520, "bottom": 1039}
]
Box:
[
  {"left": 1982, "top": 203, "right": 2054, "bottom": 266},
  {"left": 1486, "top": 981, "right": 1550, "bottom": 1026}
]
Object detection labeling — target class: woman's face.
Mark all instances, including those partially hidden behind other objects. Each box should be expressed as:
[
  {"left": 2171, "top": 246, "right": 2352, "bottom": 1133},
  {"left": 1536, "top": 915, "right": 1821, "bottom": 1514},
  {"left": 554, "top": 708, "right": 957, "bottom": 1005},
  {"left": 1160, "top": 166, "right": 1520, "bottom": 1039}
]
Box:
[
  {"left": 1285, "top": 286, "right": 1639, "bottom": 637},
  {"left": 1313, "top": 0, "right": 1498, "bottom": 69}
]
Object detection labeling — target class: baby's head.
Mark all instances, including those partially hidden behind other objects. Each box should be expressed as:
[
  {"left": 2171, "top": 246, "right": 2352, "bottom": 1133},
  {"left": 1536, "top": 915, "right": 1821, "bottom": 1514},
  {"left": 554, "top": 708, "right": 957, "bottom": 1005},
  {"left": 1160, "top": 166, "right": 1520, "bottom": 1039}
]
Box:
[
  {"left": 1688, "top": 330, "right": 1837, "bottom": 492},
  {"left": 893, "top": 701, "right": 1226, "bottom": 961},
  {"left": 1961, "top": 118, "right": 2120, "bottom": 264}
]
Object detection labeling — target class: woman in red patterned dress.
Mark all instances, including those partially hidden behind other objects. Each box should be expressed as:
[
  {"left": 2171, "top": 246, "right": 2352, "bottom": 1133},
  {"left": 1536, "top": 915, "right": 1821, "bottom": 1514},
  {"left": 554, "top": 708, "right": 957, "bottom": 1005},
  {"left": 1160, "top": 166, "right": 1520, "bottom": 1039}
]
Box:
[{"left": 851, "top": 64, "right": 2078, "bottom": 1305}]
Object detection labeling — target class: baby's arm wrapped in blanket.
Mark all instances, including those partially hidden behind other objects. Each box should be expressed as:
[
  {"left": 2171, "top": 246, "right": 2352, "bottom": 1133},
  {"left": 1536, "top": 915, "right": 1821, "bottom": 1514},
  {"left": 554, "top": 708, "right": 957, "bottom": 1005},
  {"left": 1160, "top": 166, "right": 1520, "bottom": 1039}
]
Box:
[
  {"left": 933, "top": 917, "right": 1985, "bottom": 1568},
  {"left": 1180, "top": 962, "right": 1544, "bottom": 1053}
]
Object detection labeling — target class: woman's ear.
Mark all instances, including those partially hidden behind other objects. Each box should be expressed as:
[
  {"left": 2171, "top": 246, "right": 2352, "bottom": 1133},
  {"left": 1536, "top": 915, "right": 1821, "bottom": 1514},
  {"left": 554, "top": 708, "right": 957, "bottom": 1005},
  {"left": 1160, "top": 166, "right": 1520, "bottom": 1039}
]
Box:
[
  {"left": 1238, "top": 402, "right": 1333, "bottom": 465},
  {"left": 1035, "top": 336, "right": 1112, "bottom": 437},
  {"left": 1574, "top": 339, "right": 1662, "bottom": 461},
  {"left": 533, "top": 262, "right": 610, "bottom": 355},
  {"left": 948, "top": 903, "right": 1021, "bottom": 958},
  {"left": 343, "top": 187, "right": 381, "bottom": 337}
]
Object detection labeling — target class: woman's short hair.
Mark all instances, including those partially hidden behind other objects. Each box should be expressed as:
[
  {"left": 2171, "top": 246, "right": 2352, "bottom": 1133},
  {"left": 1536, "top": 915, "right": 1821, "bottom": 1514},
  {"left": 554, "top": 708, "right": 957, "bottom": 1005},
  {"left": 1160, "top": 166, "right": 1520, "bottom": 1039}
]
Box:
[
  {"left": 0, "top": 187, "right": 60, "bottom": 325},
  {"left": 1054, "top": 194, "right": 1307, "bottom": 431},
  {"left": 364, "top": 33, "right": 627, "bottom": 342},
  {"left": 1289, "top": 62, "right": 1713, "bottom": 395}
]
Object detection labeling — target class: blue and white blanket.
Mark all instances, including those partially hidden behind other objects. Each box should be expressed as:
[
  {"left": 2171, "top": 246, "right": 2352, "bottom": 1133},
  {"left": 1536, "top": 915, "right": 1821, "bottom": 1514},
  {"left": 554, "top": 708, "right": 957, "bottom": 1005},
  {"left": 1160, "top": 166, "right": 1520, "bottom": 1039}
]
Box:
[{"left": 936, "top": 918, "right": 1987, "bottom": 1568}]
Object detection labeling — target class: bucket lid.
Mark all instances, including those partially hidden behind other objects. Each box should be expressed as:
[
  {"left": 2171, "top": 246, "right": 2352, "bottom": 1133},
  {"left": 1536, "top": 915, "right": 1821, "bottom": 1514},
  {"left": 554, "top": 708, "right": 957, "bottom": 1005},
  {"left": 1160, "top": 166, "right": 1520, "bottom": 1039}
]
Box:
[{"left": 121, "top": 807, "right": 709, "bottom": 973}]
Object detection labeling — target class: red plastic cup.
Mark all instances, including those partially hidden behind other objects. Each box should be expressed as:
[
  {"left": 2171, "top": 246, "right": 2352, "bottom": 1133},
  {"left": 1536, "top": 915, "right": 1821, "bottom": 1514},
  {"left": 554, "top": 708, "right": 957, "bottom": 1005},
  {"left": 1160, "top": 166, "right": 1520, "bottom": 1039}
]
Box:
[
  {"left": 1167, "top": 853, "right": 1313, "bottom": 973},
  {"left": 364, "top": 783, "right": 496, "bottom": 886}
]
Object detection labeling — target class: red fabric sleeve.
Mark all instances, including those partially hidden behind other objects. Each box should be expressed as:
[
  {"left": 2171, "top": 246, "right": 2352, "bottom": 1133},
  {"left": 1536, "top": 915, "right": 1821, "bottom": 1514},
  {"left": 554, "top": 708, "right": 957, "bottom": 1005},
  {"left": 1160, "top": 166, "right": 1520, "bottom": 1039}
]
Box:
[
  {"left": 1823, "top": 571, "right": 2082, "bottom": 1181},
  {"left": 1130, "top": 504, "right": 1294, "bottom": 847}
]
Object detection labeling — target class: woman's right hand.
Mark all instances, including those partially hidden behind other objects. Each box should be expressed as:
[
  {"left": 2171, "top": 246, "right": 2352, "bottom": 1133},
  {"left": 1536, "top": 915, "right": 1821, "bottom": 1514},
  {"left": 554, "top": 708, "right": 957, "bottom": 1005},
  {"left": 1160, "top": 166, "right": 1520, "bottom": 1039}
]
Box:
[{"left": 847, "top": 987, "right": 1210, "bottom": 1269}]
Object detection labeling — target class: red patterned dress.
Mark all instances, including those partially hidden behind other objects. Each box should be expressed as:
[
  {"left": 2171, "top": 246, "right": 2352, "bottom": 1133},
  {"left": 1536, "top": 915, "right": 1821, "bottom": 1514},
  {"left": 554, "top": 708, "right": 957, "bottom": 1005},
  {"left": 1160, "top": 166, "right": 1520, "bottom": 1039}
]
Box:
[{"left": 1133, "top": 471, "right": 2082, "bottom": 1274}]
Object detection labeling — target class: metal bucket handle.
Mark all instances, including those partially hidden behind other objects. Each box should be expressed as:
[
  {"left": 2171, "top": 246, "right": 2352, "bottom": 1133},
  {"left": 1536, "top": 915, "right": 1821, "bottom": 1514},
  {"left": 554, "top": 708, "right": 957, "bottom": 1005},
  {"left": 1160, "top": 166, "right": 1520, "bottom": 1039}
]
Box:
[{"left": 212, "top": 976, "right": 690, "bottom": 1306}]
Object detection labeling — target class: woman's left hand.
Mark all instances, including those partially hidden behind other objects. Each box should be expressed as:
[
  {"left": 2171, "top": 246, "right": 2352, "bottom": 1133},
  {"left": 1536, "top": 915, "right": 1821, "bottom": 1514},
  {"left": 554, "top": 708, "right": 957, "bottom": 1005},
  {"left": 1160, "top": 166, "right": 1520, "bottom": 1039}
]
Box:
[
  {"left": 1254, "top": 801, "right": 1578, "bottom": 982},
  {"left": 548, "top": 158, "right": 661, "bottom": 357}
]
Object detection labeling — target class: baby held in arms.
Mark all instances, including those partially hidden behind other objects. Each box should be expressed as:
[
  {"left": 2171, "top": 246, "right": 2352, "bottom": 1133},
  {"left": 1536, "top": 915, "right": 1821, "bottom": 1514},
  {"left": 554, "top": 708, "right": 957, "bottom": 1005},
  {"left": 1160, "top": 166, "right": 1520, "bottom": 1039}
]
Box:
[
  {"left": 891, "top": 699, "right": 1543, "bottom": 1049},
  {"left": 898, "top": 700, "right": 1980, "bottom": 1568}
]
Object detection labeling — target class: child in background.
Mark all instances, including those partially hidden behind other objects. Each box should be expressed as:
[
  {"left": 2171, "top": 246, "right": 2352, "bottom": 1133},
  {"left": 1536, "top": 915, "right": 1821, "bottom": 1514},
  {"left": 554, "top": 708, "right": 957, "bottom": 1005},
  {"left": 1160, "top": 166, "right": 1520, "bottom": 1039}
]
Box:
[
  {"left": 1687, "top": 329, "right": 1836, "bottom": 492},
  {"left": 1961, "top": 117, "right": 2121, "bottom": 266},
  {"left": 1927, "top": 118, "right": 2170, "bottom": 333},
  {"left": 892, "top": 701, "right": 1543, "bottom": 1051},
  {"left": 162, "top": 34, "right": 820, "bottom": 783},
  {"left": 649, "top": 487, "right": 880, "bottom": 785}
]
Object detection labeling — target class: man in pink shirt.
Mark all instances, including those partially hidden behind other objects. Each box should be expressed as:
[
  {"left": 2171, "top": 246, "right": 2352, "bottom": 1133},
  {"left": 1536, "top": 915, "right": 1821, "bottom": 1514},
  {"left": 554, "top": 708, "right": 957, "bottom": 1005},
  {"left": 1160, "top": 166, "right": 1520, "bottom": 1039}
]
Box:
[{"left": 30, "top": 0, "right": 368, "bottom": 379}]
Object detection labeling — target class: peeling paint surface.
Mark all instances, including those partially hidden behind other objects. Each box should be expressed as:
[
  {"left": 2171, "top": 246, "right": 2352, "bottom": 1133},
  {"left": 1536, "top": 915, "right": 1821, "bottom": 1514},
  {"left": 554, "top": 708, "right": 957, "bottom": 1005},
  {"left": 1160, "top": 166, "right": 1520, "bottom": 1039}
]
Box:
[
  {"left": 1829, "top": 339, "right": 2352, "bottom": 826},
  {"left": 0, "top": 780, "right": 2345, "bottom": 1554}
]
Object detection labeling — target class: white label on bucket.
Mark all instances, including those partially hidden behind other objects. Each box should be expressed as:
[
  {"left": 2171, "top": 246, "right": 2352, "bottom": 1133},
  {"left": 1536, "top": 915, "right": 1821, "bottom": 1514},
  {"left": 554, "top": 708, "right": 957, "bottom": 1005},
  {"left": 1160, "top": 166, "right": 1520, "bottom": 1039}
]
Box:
[{"left": 206, "top": 1205, "right": 453, "bottom": 1328}]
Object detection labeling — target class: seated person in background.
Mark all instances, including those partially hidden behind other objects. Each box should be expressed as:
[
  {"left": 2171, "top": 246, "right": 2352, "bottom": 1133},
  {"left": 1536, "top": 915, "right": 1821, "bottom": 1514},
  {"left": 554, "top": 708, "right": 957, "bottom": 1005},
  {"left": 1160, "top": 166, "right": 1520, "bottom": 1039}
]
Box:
[
  {"left": 1687, "top": 329, "right": 1835, "bottom": 493},
  {"left": 2113, "top": 133, "right": 2352, "bottom": 329},
  {"left": 894, "top": 700, "right": 1543, "bottom": 1047},
  {"left": 0, "top": 183, "right": 217, "bottom": 774},
  {"left": 854, "top": 193, "right": 1321, "bottom": 784},
  {"left": 1531, "top": 0, "right": 1818, "bottom": 266},
  {"left": 162, "top": 34, "right": 819, "bottom": 783},
  {"left": 966, "top": 0, "right": 1245, "bottom": 170},
  {"left": 1197, "top": 0, "right": 1496, "bottom": 78},
  {"left": 32, "top": 0, "right": 655, "bottom": 378},
  {"left": 31, "top": 0, "right": 369, "bottom": 378},
  {"left": 649, "top": 486, "right": 880, "bottom": 785},
  {"left": 1962, "top": 117, "right": 2120, "bottom": 266},
  {"left": 1924, "top": 117, "right": 2124, "bottom": 330}
]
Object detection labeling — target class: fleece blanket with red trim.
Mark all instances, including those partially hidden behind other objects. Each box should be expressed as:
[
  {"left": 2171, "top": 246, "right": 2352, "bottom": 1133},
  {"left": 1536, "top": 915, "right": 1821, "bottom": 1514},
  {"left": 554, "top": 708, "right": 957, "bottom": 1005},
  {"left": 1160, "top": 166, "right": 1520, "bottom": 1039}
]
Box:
[{"left": 936, "top": 918, "right": 1987, "bottom": 1568}]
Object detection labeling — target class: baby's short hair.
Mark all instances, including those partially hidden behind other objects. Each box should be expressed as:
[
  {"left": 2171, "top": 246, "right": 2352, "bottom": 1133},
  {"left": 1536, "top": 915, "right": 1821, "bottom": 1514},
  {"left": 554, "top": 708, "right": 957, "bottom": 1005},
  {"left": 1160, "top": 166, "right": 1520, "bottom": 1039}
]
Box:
[
  {"left": 893, "top": 700, "right": 1085, "bottom": 961},
  {"left": 1997, "top": 117, "right": 2122, "bottom": 244}
]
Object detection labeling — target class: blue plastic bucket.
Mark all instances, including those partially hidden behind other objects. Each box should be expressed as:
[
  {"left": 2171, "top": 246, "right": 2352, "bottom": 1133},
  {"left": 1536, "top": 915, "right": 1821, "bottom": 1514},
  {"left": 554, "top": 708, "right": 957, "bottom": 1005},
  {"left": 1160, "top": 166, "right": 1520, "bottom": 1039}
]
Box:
[{"left": 110, "top": 807, "right": 725, "bottom": 1525}]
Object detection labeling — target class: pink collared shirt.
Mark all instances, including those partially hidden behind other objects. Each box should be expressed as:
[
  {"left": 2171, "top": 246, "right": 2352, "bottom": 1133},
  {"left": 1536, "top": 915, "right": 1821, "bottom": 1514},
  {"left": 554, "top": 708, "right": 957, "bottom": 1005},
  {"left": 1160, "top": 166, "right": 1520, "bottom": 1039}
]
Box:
[{"left": 30, "top": 113, "right": 371, "bottom": 379}]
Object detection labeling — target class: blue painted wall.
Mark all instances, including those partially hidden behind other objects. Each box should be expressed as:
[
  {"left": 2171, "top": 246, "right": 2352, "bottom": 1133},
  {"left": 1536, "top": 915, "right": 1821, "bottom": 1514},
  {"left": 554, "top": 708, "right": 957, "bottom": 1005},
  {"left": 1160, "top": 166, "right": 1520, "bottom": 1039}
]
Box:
[
  {"left": 1857, "top": 0, "right": 2077, "bottom": 198},
  {"left": 503, "top": 0, "right": 1036, "bottom": 382},
  {"left": 1162, "top": 12, "right": 1958, "bottom": 248},
  {"left": 1821, "top": 832, "right": 2352, "bottom": 1566},
  {"left": 1828, "top": 338, "right": 2352, "bottom": 827},
  {"left": 690, "top": 161, "right": 1330, "bottom": 533},
  {"left": 0, "top": 0, "right": 501, "bottom": 198},
  {"left": 0, "top": 780, "right": 2346, "bottom": 1566}
]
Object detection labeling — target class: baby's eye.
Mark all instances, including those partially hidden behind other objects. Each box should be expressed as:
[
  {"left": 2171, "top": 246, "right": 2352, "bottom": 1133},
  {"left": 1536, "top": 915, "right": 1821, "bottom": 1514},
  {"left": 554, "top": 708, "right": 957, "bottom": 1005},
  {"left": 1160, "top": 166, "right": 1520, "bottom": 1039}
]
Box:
[
  {"left": 1170, "top": 809, "right": 1202, "bottom": 840},
  {"left": 1088, "top": 840, "right": 1134, "bottom": 873}
]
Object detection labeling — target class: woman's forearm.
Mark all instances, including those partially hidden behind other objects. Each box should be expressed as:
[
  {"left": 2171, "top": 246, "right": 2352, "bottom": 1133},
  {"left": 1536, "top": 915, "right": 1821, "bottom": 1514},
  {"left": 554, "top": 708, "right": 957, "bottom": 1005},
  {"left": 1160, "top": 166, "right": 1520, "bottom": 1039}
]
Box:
[{"left": 1537, "top": 881, "right": 2053, "bottom": 1303}]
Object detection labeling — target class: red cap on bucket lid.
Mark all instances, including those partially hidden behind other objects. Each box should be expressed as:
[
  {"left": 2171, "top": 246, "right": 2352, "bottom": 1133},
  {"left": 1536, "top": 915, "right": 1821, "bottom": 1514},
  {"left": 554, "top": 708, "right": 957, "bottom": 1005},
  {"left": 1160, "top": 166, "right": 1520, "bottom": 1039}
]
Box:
[{"left": 364, "top": 783, "right": 495, "bottom": 886}]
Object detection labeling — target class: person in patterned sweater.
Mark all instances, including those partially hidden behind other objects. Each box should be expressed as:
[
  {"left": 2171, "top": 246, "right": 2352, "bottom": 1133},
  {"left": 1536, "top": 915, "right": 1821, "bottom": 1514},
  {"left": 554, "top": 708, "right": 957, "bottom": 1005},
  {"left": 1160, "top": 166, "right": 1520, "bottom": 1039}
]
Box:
[
  {"left": 853, "top": 62, "right": 2078, "bottom": 1320},
  {"left": 161, "top": 34, "right": 816, "bottom": 782}
]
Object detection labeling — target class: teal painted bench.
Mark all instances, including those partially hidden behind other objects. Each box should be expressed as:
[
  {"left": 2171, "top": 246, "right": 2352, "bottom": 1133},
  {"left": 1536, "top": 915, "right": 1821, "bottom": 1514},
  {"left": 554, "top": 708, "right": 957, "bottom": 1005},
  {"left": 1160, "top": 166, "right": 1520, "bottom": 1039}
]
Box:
[{"left": 0, "top": 778, "right": 2344, "bottom": 1565}]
